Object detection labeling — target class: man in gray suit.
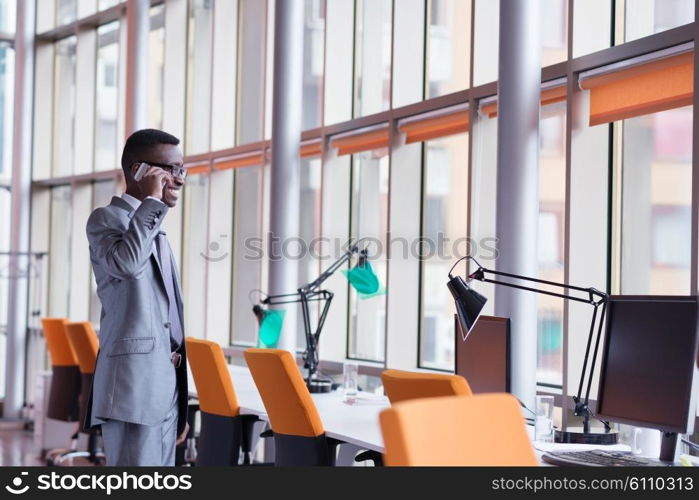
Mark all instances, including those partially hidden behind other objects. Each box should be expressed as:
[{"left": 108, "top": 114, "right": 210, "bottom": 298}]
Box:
[{"left": 85, "top": 129, "right": 189, "bottom": 466}]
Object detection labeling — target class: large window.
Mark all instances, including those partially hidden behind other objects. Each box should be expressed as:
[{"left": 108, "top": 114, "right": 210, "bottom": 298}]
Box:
[
  {"left": 182, "top": 173, "right": 210, "bottom": 337},
  {"left": 53, "top": 37, "right": 77, "bottom": 177},
  {"left": 537, "top": 100, "right": 567, "bottom": 387},
  {"left": 95, "top": 22, "right": 119, "bottom": 171},
  {"left": 419, "top": 133, "right": 469, "bottom": 370},
  {"left": 185, "top": 0, "right": 213, "bottom": 154},
  {"left": 56, "top": 0, "right": 77, "bottom": 26},
  {"left": 231, "top": 165, "right": 265, "bottom": 346},
  {"left": 0, "top": 0, "right": 15, "bottom": 34},
  {"left": 0, "top": 181, "right": 9, "bottom": 399},
  {"left": 354, "top": 0, "right": 392, "bottom": 117},
  {"left": 620, "top": 106, "right": 692, "bottom": 294},
  {"left": 206, "top": 168, "right": 235, "bottom": 346},
  {"left": 541, "top": 0, "right": 568, "bottom": 66},
  {"left": 573, "top": 0, "right": 612, "bottom": 57},
  {"left": 324, "top": 0, "right": 354, "bottom": 125},
  {"left": 210, "top": 0, "right": 238, "bottom": 150},
  {"left": 0, "top": 43, "right": 13, "bottom": 180},
  {"left": 427, "top": 0, "right": 470, "bottom": 99},
  {"left": 302, "top": 0, "right": 325, "bottom": 130},
  {"left": 624, "top": 0, "right": 694, "bottom": 42},
  {"left": 26, "top": 1, "right": 699, "bottom": 394},
  {"left": 147, "top": 5, "right": 165, "bottom": 130},
  {"left": 99, "top": 0, "right": 120, "bottom": 10},
  {"left": 237, "top": 0, "right": 266, "bottom": 144},
  {"left": 297, "top": 157, "right": 322, "bottom": 350},
  {"left": 348, "top": 150, "right": 389, "bottom": 362},
  {"left": 473, "top": 0, "right": 498, "bottom": 86},
  {"left": 48, "top": 186, "right": 73, "bottom": 317}
]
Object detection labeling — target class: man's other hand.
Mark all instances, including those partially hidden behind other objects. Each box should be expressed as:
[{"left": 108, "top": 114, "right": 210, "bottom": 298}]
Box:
[{"left": 176, "top": 422, "right": 190, "bottom": 446}]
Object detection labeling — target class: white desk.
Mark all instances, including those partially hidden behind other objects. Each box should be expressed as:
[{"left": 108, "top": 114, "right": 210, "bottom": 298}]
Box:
[
  {"left": 190, "top": 365, "right": 389, "bottom": 452},
  {"left": 191, "top": 365, "right": 633, "bottom": 462}
]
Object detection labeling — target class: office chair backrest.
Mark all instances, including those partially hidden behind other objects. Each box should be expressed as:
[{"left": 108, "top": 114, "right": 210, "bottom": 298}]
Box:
[
  {"left": 41, "top": 317, "right": 81, "bottom": 422},
  {"left": 42, "top": 317, "right": 78, "bottom": 366},
  {"left": 244, "top": 348, "right": 324, "bottom": 437},
  {"left": 380, "top": 393, "right": 537, "bottom": 466},
  {"left": 381, "top": 369, "right": 472, "bottom": 404},
  {"left": 64, "top": 322, "right": 100, "bottom": 433},
  {"left": 64, "top": 322, "right": 99, "bottom": 375},
  {"left": 186, "top": 337, "right": 240, "bottom": 417}
]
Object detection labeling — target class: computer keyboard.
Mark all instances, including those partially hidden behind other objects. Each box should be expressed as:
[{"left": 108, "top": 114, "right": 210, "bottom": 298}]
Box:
[{"left": 542, "top": 450, "right": 671, "bottom": 467}]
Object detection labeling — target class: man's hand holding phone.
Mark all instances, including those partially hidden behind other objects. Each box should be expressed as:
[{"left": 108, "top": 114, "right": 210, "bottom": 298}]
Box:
[{"left": 134, "top": 163, "right": 167, "bottom": 200}]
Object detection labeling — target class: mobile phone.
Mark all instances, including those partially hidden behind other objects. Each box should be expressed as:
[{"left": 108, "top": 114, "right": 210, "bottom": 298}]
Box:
[{"left": 133, "top": 162, "right": 150, "bottom": 182}]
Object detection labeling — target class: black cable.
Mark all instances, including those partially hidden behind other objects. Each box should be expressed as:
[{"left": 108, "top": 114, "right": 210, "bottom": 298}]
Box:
[
  {"left": 681, "top": 438, "right": 699, "bottom": 453},
  {"left": 517, "top": 398, "right": 536, "bottom": 417}
]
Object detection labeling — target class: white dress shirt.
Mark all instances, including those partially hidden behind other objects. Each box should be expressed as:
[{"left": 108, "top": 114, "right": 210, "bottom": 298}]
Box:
[{"left": 121, "top": 192, "right": 163, "bottom": 211}]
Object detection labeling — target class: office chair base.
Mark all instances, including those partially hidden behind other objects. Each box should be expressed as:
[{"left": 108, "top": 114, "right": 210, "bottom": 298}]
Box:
[
  {"left": 555, "top": 427, "right": 618, "bottom": 445},
  {"left": 47, "top": 450, "right": 106, "bottom": 466}
]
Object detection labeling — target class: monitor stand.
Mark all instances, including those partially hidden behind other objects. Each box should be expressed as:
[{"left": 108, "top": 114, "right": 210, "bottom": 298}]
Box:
[{"left": 659, "top": 432, "right": 678, "bottom": 462}]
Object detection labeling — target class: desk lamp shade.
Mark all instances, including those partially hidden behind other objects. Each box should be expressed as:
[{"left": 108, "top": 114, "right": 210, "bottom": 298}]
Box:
[
  {"left": 342, "top": 259, "right": 386, "bottom": 299},
  {"left": 253, "top": 306, "right": 285, "bottom": 348},
  {"left": 447, "top": 275, "right": 487, "bottom": 340}
]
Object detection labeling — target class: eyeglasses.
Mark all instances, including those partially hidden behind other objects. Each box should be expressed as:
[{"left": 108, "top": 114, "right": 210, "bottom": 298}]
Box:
[{"left": 140, "top": 161, "right": 188, "bottom": 180}]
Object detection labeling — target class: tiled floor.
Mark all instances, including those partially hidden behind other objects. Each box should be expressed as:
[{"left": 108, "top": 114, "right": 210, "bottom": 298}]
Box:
[
  {"left": 0, "top": 428, "right": 44, "bottom": 466},
  {"left": 0, "top": 428, "right": 101, "bottom": 467}
]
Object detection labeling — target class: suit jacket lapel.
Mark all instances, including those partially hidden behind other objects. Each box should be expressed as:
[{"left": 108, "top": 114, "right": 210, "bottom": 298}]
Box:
[
  {"left": 165, "top": 237, "right": 185, "bottom": 330},
  {"left": 151, "top": 232, "right": 165, "bottom": 284}
]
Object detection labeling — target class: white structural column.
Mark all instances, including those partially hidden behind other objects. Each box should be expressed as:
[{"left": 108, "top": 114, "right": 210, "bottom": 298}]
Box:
[
  {"left": 495, "top": 1, "right": 542, "bottom": 411},
  {"left": 125, "top": 0, "right": 149, "bottom": 135},
  {"left": 4, "top": 0, "right": 35, "bottom": 419},
  {"left": 268, "top": 0, "right": 304, "bottom": 352}
]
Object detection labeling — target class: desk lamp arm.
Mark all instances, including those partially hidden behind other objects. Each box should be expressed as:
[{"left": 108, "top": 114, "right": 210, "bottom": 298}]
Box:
[
  {"left": 451, "top": 256, "right": 610, "bottom": 433},
  {"left": 300, "top": 238, "right": 369, "bottom": 294}
]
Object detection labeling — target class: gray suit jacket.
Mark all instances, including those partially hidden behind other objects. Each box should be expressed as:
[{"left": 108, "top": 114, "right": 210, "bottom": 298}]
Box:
[{"left": 85, "top": 196, "right": 188, "bottom": 435}]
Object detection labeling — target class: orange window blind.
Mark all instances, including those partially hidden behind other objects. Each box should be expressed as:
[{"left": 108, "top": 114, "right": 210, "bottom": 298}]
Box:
[
  {"left": 480, "top": 84, "right": 567, "bottom": 118},
  {"left": 580, "top": 51, "right": 693, "bottom": 126},
  {"left": 300, "top": 139, "right": 322, "bottom": 158},
  {"left": 330, "top": 125, "right": 390, "bottom": 156},
  {"left": 398, "top": 108, "right": 469, "bottom": 143},
  {"left": 186, "top": 163, "right": 210, "bottom": 175},
  {"left": 213, "top": 151, "right": 265, "bottom": 170}
]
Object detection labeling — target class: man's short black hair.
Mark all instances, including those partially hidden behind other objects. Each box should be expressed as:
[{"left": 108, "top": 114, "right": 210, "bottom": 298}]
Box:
[{"left": 121, "top": 128, "right": 180, "bottom": 177}]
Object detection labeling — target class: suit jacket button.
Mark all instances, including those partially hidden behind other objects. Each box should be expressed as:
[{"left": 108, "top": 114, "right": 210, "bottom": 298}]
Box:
[{"left": 164, "top": 322, "right": 171, "bottom": 328}]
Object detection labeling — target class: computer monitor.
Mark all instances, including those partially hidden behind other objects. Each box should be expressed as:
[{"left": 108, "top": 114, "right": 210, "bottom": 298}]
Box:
[
  {"left": 596, "top": 295, "right": 699, "bottom": 461},
  {"left": 455, "top": 314, "right": 510, "bottom": 393}
]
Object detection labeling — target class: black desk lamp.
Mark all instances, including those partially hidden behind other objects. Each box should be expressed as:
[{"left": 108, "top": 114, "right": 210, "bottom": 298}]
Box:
[
  {"left": 447, "top": 255, "right": 617, "bottom": 445},
  {"left": 253, "top": 239, "right": 375, "bottom": 393}
]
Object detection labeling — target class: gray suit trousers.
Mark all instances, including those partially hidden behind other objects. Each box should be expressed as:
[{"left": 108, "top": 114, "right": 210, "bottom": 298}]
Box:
[{"left": 101, "top": 385, "right": 179, "bottom": 466}]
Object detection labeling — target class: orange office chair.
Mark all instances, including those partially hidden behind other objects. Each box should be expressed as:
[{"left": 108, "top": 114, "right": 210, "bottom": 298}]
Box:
[
  {"left": 63, "top": 322, "right": 105, "bottom": 465},
  {"left": 41, "top": 318, "right": 83, "bottom": 465},
  {"left": 380, "top": 393, "right": 537, "bottom": 466},
  {"left": 244, "top": 348, "right": 342, "bottom": 466},
  {"left": 42, "top": 318, "right": 81, "bottom": 421},
  {"left": 381, "top": 369, "right": 473, "bottom": 404},
  {"left": 186, "top": 337, "right": 260, "bottom": 465}
]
